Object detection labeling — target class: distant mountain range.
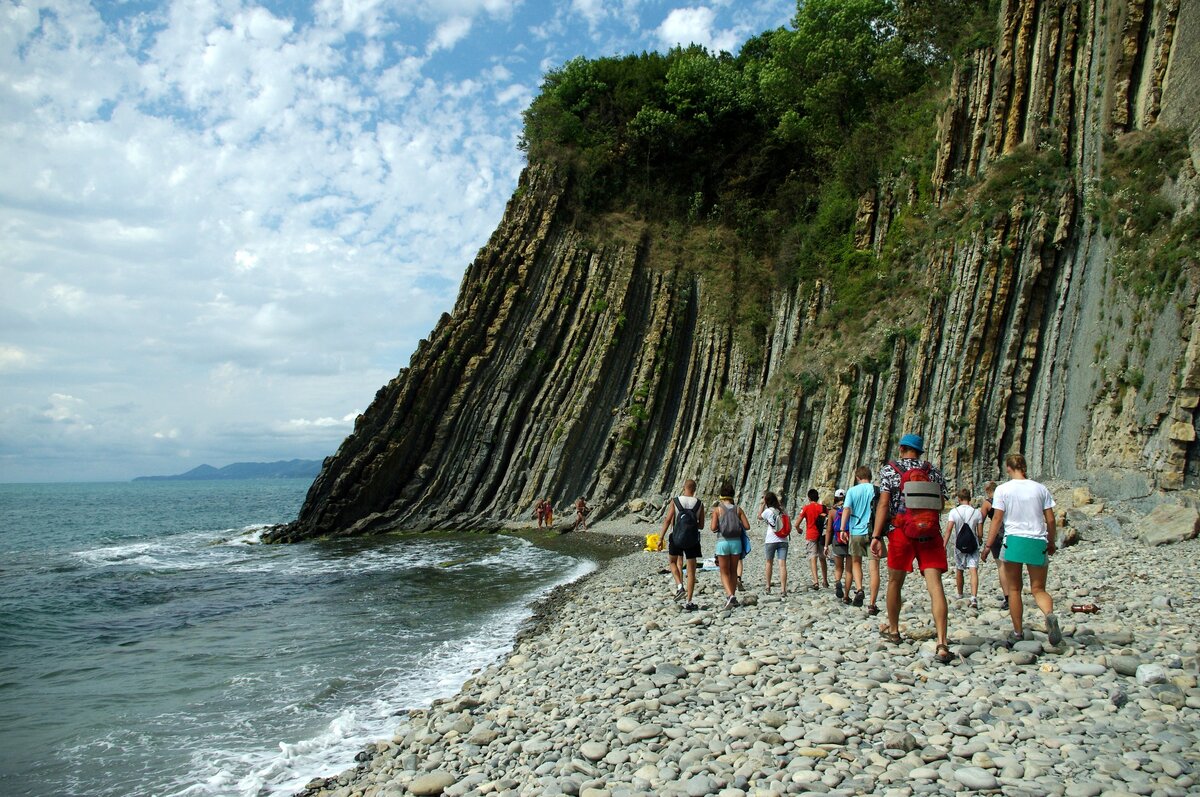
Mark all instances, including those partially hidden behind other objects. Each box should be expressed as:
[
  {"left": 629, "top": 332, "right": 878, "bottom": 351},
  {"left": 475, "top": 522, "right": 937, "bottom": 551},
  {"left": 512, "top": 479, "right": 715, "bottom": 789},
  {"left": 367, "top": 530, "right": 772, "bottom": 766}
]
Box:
[{"left": 133, "top": 459, "right": 323, "bottom": 481}]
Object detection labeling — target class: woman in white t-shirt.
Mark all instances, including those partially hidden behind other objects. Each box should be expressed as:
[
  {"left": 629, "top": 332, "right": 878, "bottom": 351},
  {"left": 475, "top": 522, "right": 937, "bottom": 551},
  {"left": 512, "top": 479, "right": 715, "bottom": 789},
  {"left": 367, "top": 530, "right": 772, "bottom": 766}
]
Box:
[
  {"left": 759, "top": 491, "right": 789, "bottom": 596},
  {"left": 982, "top": 454, "right": 1061, "bottom": 647}
]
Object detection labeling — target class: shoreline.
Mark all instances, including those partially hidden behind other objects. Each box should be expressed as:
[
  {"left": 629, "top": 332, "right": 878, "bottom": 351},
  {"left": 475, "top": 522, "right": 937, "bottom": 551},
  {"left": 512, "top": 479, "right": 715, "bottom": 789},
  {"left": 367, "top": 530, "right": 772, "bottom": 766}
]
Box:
[
  {"left": 296, "top": 514, "right": 1200, "bottom": 797},
  {"left": 294, "top": 523, "right": 641, "bottom": 796}
]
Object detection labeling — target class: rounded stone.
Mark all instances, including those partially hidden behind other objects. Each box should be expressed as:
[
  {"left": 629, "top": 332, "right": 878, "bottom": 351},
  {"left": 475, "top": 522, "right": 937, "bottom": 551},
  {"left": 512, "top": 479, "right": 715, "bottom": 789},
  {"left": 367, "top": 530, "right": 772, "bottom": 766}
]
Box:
[
  {"left": 409, "top": 771, "right": 457, "bottom": 796},
  {"left": 953, "top": 767, "right": 998, "bottom": 790},
  {"left": 580, "top": 742, "right": 608, "bottom": 761},
  {"left": 731, "top": 660, "right": 759, "bottom": 676}
]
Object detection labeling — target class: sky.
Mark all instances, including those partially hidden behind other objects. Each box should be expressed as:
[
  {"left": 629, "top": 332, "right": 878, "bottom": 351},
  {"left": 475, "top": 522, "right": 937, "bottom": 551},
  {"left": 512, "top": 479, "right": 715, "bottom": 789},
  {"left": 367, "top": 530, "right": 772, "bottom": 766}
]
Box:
[{"left": 1, "top": 0, "right": 794, "bottom": 482}]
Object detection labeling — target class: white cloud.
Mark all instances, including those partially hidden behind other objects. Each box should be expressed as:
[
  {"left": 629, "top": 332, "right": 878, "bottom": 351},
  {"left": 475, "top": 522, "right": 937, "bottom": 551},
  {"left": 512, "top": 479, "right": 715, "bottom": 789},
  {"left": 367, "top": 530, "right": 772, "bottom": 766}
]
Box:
[
  {"left": 0, "top": 346, "right": 32, "bottom": 372},
  {"left": 0, "top": 0, "right": 794, "bottom": 482},
  {"left": 43, "top": 394, "right": 91, "bottom": 428},
  {"left": 656, "top": 6, "right": 741, "bottom": 52},
  {"left": 429, "top": 16, "right": 472, "bottom": 53}
]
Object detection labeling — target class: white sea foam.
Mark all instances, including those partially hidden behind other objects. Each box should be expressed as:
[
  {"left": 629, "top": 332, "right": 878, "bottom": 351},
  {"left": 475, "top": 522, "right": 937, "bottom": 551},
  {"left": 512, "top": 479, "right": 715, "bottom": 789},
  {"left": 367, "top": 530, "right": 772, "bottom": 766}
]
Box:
[{"left": 171, "top": 552, "right": 597, "bottom": 797}]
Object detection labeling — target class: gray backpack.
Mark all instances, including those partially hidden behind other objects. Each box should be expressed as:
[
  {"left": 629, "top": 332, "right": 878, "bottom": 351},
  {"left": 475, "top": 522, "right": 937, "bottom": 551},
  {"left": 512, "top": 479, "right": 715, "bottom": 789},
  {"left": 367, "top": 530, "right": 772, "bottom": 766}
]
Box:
[{"left": 718, "top": 504, "right": 744, "bottom": 539}]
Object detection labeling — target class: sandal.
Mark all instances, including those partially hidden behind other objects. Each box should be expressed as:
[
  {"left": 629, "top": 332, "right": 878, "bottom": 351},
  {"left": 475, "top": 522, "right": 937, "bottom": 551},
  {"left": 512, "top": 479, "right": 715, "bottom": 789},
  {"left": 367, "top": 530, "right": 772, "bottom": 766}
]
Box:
[
  {"left": 935, "top": 643, "right": 953, "bottom": 664},
  {"left": 879, "top": 628, "right": 901, "bottom": 644}
]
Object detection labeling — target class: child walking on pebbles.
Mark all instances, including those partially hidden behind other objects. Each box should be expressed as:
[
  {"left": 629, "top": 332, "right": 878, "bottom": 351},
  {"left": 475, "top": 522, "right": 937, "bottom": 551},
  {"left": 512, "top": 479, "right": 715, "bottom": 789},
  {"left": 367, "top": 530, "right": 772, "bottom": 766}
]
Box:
[{"left": 982, "top": 454, "right": 1062, "bottom": 646}]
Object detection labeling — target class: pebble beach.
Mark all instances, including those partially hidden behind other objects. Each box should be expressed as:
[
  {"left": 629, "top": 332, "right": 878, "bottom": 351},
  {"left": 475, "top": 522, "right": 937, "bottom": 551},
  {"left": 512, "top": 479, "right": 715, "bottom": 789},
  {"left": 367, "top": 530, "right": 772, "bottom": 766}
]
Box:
[{"left": 300, "top": 515, "right": 1200, "bottom": 797}]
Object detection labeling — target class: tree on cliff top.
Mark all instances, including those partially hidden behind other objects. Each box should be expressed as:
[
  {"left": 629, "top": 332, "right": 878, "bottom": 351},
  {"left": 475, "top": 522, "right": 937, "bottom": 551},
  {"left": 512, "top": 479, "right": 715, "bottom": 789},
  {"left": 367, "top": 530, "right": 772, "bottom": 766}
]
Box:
[{"left": 519, "top": 0, "right": 990, "bottom": 232}]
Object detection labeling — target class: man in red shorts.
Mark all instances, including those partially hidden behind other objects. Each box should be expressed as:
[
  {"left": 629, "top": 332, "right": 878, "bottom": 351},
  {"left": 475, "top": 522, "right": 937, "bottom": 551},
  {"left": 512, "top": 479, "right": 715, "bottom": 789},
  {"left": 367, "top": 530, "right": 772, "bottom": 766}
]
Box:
[{"left": 870, "top": 434, "right": 952, "bottom": 663}]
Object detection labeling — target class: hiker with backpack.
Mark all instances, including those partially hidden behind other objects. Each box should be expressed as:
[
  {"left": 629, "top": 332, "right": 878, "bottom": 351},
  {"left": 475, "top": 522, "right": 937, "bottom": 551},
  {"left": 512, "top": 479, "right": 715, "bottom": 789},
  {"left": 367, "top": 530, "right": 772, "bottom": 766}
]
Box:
[
  {"left": 827, "top": 490, "right": 849, "bottom": 600},
  {"left": 759, "top": 491, "right": 791, "bottom": 596},
  {"left": 842, "top": 467, "right": 874, "bottom": 607},
  {"left": 870, "top": 434, "right": 953, "bottom": 664},
  {"left": 798, "top": 489, "right": 828, "bottom": 591},
  {"left": 944, "top": 488, "right": 983, "bottom": 608},
  {"left": 711, "top": 479, "right": 751, "bottom": 610},
  {"left": 657, "top": 479, "right": 703, "bottom": 611},
  {"left": 982, "top": 454, "right": 1062, "bottom": 647}
]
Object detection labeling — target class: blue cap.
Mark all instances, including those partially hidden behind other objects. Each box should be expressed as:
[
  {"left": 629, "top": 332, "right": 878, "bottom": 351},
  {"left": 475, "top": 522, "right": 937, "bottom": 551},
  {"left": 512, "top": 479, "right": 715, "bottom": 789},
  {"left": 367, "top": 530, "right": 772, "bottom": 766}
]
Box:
[{"left": 899, "top": 433, "right": 925, "bottom": 453}]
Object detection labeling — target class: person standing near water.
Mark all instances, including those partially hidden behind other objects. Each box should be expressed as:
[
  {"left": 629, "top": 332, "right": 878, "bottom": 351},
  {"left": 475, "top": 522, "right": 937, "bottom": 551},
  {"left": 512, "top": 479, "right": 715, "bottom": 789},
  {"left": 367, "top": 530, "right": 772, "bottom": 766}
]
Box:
[
  {"left": 573, "top": 498, "right": 590, "bottom": 532},
  {"left": 983, "top": 454, "right": 1062, "bottom": 647},
  {"left": 712, "top": 480, "right": 750, "bottom": 610},
  {"left": 657, "top": 479, "right": 702, "bottom": 611}
]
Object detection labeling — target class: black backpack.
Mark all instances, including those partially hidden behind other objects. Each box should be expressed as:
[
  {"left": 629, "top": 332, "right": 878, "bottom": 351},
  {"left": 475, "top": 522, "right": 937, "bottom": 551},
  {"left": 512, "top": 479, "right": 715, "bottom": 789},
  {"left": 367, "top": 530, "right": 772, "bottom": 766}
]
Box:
[
  {"left": 954, "top": 509, "right": 978, "bottom": 554},
  {"left": 672, "top": 497, "right": 701, "bottom": 546}
]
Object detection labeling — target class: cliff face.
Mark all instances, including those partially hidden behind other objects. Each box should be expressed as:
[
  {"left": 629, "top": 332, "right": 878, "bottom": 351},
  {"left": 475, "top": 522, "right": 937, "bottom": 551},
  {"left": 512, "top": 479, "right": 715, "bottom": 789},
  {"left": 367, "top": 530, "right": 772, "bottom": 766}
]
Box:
[{"left": 272, "top": 0, "right": 1200, "bottom": 541}]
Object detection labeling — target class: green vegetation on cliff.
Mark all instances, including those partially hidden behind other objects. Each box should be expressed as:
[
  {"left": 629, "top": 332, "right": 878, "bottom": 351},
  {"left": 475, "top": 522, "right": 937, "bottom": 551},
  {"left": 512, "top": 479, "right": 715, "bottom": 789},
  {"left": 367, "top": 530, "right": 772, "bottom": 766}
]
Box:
[{"left": 520, "top": 0, "right": 996, "bottom": 365}]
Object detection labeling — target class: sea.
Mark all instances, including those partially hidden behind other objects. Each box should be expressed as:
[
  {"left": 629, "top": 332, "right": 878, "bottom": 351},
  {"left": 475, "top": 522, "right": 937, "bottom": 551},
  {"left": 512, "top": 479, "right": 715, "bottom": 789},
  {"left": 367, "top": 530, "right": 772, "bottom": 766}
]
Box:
[{"left": 0, "top": 480, "right": 601, "bottom": 797}]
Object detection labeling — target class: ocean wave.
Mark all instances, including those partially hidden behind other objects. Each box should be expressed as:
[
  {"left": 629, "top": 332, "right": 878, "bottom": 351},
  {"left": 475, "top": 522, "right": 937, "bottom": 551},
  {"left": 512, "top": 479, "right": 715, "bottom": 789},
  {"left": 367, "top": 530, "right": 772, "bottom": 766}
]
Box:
[{"left": 171, "top": 553, "right": 597, "bottom": 797}]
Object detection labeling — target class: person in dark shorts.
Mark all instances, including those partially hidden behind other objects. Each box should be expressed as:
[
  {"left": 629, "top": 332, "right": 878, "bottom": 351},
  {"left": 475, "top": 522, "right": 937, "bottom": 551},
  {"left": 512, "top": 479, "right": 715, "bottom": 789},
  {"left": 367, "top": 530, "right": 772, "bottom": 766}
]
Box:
[
  {"left": 871, "top": 434, "right": 953, "bottom": 664},
  {"left": 657, "top": 479, "right": 703, "bottom": 610}
]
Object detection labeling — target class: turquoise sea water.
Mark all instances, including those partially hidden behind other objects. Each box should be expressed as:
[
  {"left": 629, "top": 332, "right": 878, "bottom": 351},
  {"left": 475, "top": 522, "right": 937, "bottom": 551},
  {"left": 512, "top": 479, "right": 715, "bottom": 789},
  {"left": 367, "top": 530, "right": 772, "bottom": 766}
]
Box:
[{"left": 0, "top": 481, "right": 594, "bottom": 797}]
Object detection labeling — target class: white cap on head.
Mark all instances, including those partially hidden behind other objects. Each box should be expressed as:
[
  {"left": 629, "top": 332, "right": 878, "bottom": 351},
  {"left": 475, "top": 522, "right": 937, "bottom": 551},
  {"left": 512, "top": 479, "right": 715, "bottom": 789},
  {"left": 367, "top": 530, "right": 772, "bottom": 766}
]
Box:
[{"left": 834, "top": 488, "right": 846, "bottom": 498}]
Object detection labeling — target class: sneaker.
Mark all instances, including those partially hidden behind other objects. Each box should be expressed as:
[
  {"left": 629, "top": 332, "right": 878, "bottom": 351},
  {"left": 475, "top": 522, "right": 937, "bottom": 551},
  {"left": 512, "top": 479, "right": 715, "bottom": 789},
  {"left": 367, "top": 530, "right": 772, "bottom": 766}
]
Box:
[
  {"left": 737, "top": 577, "right": 745, "bottom": 592},
  {"left": 724, "top": 595, "right": 738, "bottom": 610},
  {"left": 673, "top": 583, "right": 686, "bottom": 601},
  {"left": 835, "top": 582, "right": 844, "bottom": 600},
  {"left": 810, "top": 583, "right": 819, "bottom": 592},
  {"left": 1001, "top": 596, "right": 1010, "bottom": 610},
  {"left": 867, "top": 603, "right": 879, "bottom": 616},
  {"left": 683, "top": 601, "right": 698, "bottom": 611},
  {"left": 1045, "top": 613, "right": 1063, "bottom": 646},
  {"left": 956, "top": 592, "right": 964, "bottom": 600},
  {"left": 969, "top": 596, "right": 978, "bottom": 609},
  {"left": 853, "top": 590, "right": 865, "bottom": 607},
  {"left": 1005, "top": 630, "right": 1022, "bottom": 647}
]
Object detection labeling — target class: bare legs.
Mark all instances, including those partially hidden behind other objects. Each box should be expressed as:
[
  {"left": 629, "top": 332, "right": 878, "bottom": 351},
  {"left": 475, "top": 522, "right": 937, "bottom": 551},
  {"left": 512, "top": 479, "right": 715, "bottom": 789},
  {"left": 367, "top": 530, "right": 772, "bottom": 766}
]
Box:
[
  {"left": 924, "top": 568, "right": 949, "bottom": 646},
  {"left": 869, "top": 554, "right": 883, "bottom": 607},
  {"left": 669, "top": 555, "right": 697, "bottom": 602},
  {"left": 717, "top": 554, "right": 738, "bottom": 599},
  {"left": 884, "top": 567, "right": 949, "bottom": 646},
  {"left": 1003, "top": 561, "right": 1053, "bottom": 634}
]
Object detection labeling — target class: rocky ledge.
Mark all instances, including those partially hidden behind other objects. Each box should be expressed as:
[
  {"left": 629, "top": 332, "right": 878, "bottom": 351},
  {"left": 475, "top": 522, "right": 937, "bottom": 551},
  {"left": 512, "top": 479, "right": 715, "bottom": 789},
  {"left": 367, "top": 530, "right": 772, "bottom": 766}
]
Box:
[{"left": 298, "top": 523, "right": 1198, "bottom": 797}]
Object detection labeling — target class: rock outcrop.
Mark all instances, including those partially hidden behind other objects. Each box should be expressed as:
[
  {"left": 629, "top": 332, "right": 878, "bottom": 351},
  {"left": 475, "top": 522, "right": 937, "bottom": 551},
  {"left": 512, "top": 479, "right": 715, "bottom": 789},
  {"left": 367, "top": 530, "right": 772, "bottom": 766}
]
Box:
[{"left": 270, "top": 0, "right": 1200, "bottom": 541}]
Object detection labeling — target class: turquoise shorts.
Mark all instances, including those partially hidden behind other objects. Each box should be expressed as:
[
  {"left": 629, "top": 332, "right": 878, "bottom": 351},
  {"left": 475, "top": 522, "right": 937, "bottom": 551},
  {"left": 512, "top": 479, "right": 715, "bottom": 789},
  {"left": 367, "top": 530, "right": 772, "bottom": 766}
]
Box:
[
  {"left": 715, "top": 537, "right": 743, "bottom": 557},
  {"left": 1001, "top": 535, "right": 1047, "bottom": 566}
]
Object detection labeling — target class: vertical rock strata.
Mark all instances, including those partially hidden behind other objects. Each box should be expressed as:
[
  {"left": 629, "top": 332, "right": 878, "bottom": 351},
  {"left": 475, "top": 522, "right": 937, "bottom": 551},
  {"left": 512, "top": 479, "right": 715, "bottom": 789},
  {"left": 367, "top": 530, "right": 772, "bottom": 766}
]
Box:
[{"left": 273, "top": 0, "right": 1199, "bottom": 541}]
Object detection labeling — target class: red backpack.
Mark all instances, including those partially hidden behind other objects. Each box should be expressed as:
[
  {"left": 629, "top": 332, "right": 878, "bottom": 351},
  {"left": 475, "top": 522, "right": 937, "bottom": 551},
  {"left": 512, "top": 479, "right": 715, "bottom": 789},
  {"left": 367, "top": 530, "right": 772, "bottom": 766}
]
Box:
[
  {"left": 778, "top": 510, "right": 792, "bottom": 537},
  {"left": 891, "top": 460, "right": 942, "bottom": 542}
]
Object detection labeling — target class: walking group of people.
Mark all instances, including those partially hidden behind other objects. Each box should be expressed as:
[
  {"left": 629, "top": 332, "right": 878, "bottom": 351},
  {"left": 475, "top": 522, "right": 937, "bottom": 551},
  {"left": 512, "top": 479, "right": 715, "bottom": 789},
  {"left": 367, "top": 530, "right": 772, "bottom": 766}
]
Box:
[{"left": 656, "top": 433, "right": 1062, "bottom": 663}]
